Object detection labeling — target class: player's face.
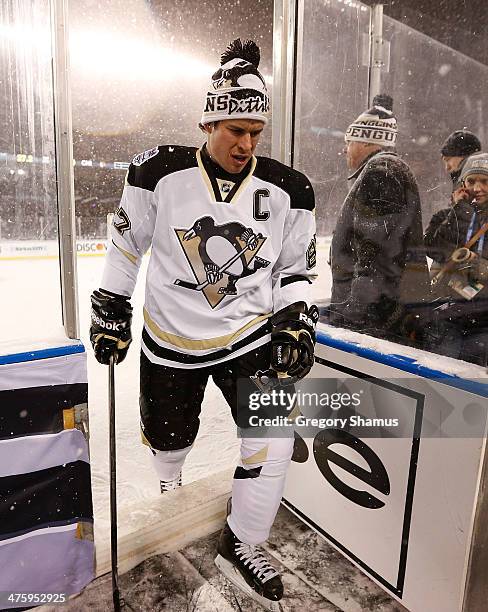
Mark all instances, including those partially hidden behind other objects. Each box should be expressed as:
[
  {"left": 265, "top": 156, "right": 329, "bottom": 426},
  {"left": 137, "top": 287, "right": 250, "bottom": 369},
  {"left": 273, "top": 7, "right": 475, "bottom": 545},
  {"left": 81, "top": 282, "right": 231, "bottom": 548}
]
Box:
[
  {"left": 464, "top": 173, "right": 488, "bottom": 207},
  {"left": 344, "top": 140, "right": 376, "bottom": 171},
  {"left": 206, "top": 119, "right": 264, "bottom": 173},
  {"left": 442, "top": 155, "right": 465, "bottom": 174}
]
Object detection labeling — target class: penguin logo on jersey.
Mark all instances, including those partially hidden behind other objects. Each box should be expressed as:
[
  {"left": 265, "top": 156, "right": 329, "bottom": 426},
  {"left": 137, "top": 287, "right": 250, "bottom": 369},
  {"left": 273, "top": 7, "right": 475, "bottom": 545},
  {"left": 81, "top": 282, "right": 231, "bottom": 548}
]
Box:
[{"left": 174, "top": 216, "right": 271, "bottom": 308}]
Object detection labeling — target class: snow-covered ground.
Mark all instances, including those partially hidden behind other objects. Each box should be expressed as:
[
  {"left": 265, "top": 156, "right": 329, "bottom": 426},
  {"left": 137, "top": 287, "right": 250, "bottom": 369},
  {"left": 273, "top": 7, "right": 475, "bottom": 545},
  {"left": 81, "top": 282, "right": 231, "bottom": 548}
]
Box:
[{"left": 0, "top": 241, "right": 332, "bottom": 543}]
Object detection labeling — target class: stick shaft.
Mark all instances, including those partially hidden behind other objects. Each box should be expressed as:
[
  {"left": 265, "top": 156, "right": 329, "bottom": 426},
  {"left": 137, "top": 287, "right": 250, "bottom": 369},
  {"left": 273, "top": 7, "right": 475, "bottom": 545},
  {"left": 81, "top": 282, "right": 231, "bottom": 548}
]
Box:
[{"left": 108, "top": 356, "right": 121, "bottom": 611}]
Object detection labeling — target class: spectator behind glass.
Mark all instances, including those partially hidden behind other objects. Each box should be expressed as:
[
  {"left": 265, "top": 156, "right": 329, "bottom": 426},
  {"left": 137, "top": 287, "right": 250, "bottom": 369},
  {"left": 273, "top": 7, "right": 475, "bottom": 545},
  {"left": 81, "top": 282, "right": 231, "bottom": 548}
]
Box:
[
  {"left": 428, "top": 129, "right": 482, "bottom": 283},
  {"left": 328, "top": 94, "right": 431, "bottom": 343},
  {"left": 441, "top": 129, "right": 482, "bottom": 188},
  {"left": 424, "top": 153, "right": 488, "bottom": 366}
]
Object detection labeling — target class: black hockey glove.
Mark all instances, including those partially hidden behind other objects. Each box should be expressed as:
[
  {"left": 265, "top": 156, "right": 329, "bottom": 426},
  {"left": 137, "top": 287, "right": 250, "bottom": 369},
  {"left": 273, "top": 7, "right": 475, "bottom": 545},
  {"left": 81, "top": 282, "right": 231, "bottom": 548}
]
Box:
[
  {"left": 90, "top": 289, "right": 132, "bottom": 365},
  {"left": 270, "top": 301, "right": 319, "bottom": 380}
]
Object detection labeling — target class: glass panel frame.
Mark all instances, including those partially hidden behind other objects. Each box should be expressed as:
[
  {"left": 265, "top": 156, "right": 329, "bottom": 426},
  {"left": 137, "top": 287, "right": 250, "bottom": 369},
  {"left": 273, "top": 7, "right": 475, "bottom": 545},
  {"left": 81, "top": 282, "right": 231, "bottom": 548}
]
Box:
[{"left": 0, "top": 0, "right": 64, "bottom": 346}]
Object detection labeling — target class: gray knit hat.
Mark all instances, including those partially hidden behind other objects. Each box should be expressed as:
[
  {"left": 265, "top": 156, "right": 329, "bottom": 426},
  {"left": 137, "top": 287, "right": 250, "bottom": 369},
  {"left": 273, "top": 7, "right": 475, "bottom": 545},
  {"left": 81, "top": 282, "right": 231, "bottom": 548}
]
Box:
[
  {"left": 460, "top": 153, "right": 488, "bottom": 182},
  {"left": 201, "top": 39, "right": 269, "bottom": 126}
]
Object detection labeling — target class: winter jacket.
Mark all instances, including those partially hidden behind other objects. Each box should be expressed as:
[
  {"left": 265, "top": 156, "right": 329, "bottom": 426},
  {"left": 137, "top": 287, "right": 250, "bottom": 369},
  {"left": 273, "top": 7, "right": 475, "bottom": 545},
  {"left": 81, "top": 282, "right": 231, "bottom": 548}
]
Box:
[
  {"left": 449, "top": 156, "right": 469, "bottom": 187},
  {"left": 329, "top": 150, "right": 431, "bottom": 336},
  {"left": 424, "top": 199, "right": 488, "bottom": 326}
]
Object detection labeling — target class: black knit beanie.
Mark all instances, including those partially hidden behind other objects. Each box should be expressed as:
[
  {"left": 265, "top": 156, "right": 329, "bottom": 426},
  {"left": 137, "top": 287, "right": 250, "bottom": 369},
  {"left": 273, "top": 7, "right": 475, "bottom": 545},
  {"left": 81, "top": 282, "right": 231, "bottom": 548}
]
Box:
[{"left": 440, "top": 130, "right": 481, "bottom": 157}]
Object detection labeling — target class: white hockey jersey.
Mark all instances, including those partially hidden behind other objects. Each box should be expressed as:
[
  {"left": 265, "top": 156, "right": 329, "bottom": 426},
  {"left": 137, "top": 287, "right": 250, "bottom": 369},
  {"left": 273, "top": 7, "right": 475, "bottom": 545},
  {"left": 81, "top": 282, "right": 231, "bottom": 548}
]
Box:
[{"left": 101, "top": 145, "right": 316, "bottom": 368}]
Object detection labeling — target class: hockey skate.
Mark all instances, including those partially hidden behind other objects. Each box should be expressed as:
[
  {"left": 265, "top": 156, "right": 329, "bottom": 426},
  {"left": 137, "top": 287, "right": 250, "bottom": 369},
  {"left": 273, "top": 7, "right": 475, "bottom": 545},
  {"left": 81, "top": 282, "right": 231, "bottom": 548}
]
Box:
[
  {"left": 159, "top": 471, "right": 182, "bottom": 493},
  {"left": 215, "top": 522, "right": 283, "bottom": 611}
]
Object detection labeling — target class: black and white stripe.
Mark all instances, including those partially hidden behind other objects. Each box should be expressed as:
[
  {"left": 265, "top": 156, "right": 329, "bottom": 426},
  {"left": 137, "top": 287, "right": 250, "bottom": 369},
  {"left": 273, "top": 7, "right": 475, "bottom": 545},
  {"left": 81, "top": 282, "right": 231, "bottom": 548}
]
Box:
[{"left": 0, "top": 384, "right": 87, "bottom": 441}]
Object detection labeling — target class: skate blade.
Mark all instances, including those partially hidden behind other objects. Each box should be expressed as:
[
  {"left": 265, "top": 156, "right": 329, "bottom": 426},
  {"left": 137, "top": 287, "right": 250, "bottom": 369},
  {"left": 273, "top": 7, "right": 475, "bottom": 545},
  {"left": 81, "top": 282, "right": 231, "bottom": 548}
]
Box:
[{"left": 214, "top": 554, "right": 281, "bottom": 612}]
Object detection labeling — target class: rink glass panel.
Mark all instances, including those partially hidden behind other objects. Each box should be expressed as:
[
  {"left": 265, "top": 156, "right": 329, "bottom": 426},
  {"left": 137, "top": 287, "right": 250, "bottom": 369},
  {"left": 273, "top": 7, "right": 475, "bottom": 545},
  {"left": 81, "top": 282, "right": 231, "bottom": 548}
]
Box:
[
  {"left": 295, "top": 1, "right": 488, "bottom": 238},
  {"left": 377, "top": 16, "right": 488, "bottom": 360},
  {"left": 0, "top": 1, "right": 62, "bottom": 344},
  {"left": 293, "top": 0, "right": 370, "bottom": 237},
  {"left": 381, "top": 14, "right": 488, "bottom": 228},
  {"left": 295, "top": 0, "right": 488, "bottom": 362}
]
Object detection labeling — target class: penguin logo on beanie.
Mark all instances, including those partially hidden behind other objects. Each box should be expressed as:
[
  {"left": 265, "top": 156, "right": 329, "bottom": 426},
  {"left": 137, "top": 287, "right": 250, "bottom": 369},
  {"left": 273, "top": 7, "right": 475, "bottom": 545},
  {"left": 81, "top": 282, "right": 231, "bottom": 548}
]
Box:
[
  {"left": 212, "top": 39, "right": 266, "bottom": 91},
  {"left": 201, "top": 39, "right": 269, "bottom": 125}
]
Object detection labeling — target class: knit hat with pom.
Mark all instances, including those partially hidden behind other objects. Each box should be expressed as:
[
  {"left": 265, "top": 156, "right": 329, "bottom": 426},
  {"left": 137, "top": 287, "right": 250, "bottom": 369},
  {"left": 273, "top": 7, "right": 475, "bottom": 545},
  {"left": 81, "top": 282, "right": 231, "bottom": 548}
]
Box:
[
  {"left": 345, "top": 94, "right": 397, "bottom": 147},
  {"left": 201, "top": 38, "right": 269, "bottom": 126}
]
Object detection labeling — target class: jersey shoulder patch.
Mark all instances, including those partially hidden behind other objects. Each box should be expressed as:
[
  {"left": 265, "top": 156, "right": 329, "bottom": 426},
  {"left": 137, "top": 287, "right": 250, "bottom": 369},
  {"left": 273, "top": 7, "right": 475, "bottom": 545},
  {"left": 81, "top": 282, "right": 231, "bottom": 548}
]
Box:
[
  {"left": 132, "top": 147, "right": 159, "bottom": 166},
  {"left": 254, "top": 156, "right": 315, "bottom": 212},
  {"left": 128, "top": 145, "right": 198, "bottom": 192}
]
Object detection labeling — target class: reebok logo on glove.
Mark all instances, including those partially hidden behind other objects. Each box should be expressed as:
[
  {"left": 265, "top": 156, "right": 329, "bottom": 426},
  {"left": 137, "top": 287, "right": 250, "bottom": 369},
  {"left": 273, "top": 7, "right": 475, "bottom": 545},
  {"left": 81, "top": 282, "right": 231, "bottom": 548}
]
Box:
[
  {"left": 90, "top": 289, "right": 133, "bottom": 365},
  {"left": 91, "top": 312, "right": 128, "bottom": 331},
  {"left": 299, "top": 311, "right": 318, "bottom": 329}
]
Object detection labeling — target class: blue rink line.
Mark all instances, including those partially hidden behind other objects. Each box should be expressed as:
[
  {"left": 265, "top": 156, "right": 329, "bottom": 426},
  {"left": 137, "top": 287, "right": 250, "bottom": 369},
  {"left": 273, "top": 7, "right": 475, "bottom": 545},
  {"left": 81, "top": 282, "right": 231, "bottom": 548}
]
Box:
[
  {"left": 0, "top": 343, "right": 85, "bottom": 365},
  {"left": 316, "top": 329, "right": 488, "bottom": 398}
]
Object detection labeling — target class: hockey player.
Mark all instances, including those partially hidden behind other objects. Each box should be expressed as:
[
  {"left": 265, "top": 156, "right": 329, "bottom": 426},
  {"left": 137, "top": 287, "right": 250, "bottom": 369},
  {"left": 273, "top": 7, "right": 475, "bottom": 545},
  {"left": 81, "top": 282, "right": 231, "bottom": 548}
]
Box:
[{"left": 90, "top": 39, "right": 318, "bottom": 610}]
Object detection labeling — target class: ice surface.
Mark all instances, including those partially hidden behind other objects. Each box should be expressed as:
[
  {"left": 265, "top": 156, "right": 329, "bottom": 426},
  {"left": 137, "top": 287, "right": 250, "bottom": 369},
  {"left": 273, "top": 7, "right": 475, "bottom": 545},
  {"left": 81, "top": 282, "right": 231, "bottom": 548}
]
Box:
[{"left": 0, "top": 259, "right": 64, "bottom": 348}]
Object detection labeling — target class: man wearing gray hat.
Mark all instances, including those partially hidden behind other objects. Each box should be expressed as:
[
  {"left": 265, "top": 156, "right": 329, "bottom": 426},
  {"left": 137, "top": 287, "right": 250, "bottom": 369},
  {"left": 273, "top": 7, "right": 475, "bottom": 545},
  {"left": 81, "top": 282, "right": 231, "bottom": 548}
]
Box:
[
  {"left": 424, "top": 153, "right": 488, "bottom": 365},
  {"left": 329, "top": 94, "right": 430, "bottom": 341}
]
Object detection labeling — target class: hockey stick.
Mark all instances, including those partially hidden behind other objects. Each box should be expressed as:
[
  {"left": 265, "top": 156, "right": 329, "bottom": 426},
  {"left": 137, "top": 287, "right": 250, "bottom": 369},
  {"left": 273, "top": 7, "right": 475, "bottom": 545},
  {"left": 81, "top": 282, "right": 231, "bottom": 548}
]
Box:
[
  {"left": 108, "top": 355, "right": 121, "bottom": 612},
  {"left": 174, "top": 234, "right": 263, "bottom": 291}
]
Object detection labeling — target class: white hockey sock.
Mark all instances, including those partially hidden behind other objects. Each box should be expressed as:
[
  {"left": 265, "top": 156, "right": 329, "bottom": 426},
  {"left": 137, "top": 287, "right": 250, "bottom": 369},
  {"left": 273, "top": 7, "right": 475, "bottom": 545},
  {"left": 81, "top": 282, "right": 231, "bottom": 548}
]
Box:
[
  {"left": 228, "top": 436, "right": 294, "bottom": 545},
  {"left": 149, "top": 445, "right": 192, "bottom": 481}
]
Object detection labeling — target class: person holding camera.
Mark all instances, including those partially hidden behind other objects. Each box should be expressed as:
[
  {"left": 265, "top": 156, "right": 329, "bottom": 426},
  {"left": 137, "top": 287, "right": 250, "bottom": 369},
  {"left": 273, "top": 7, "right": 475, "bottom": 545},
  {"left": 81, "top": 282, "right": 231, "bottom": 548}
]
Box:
[{"left": 424, "top": 153, "right": 488, "bottom": 365}]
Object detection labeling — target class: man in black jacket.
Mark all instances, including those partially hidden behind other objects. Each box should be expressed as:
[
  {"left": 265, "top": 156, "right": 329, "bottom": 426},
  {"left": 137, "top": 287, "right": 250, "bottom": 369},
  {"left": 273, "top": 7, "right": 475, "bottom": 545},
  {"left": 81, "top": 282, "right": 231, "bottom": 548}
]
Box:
[
  {"left": 440, "top": 129, "right": 481, "bottom": 187},
  {"left": 329, "top": 94, "right": 430, "bottom": 341},
  {"left": 424, "top": 153, "right": 488, "bottom": 366}
]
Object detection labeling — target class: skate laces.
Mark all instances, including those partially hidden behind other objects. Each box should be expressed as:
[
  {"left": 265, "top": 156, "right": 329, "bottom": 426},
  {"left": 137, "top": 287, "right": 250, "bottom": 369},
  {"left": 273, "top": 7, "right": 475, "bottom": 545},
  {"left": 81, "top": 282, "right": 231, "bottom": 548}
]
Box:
[
  {"left": 160, "top": 472, "right": 182, "bottom": 492},
  {"left": 234, "top": 542, "right": 279, "bottom": 583}
]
